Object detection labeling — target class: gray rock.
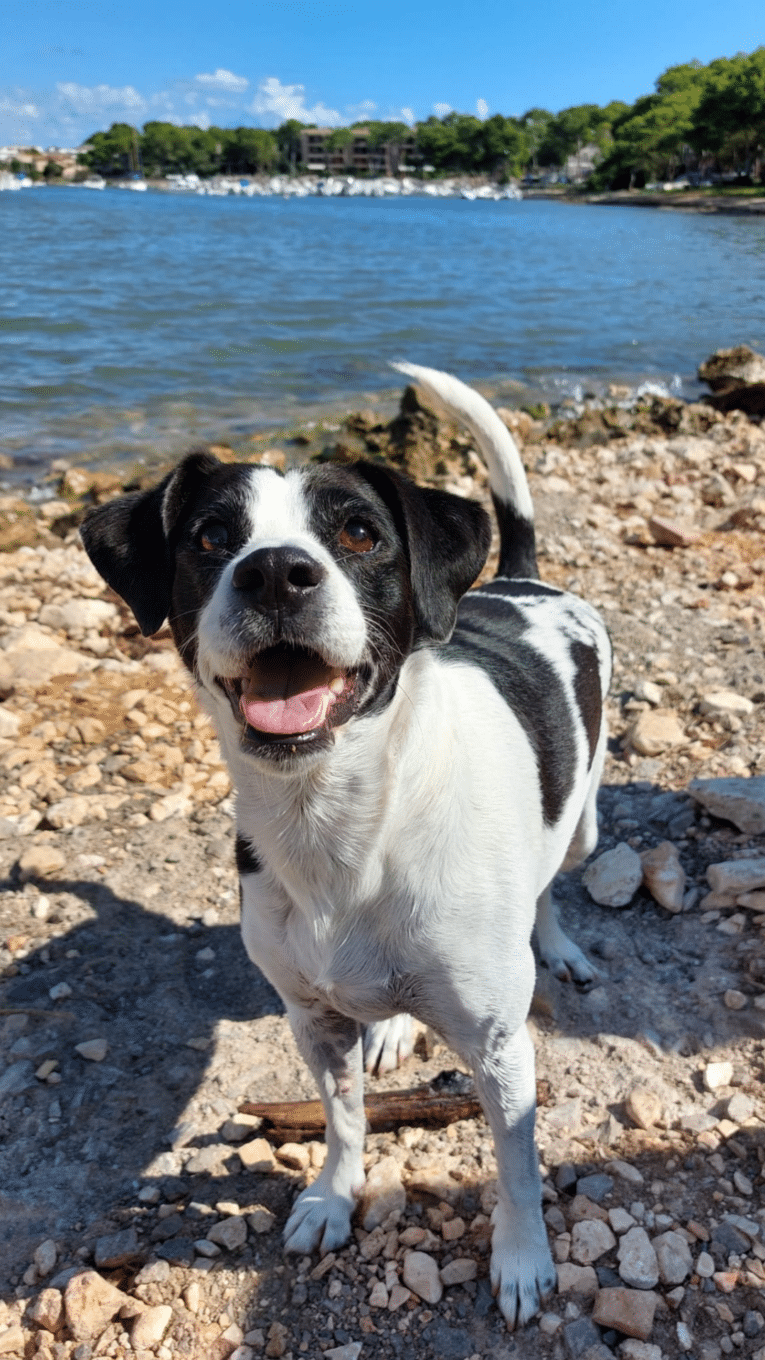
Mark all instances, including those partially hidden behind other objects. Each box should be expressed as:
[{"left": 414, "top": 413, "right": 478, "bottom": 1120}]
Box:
[
  {"left": 564, "top": 1316, "right": 602, "bottom": 1358},
  {"left": 577, "top": 1174, "right": 613, "bottom": 1203},
  {"left": 743, "top": 1311, "right": 765, "bottom": 1338},
  {"left": 707, "top": 858, "right": 765, "bottom": 895},
  {"left": 150, "top": 1213, "right": 184, "bottom": 1242},
  {"left": 0, "top": 1059, "right": 35, "bottom": 1098},
  {"left": 571, "top": 1219, "right": 617, "bottom": 1265},
  {"left": 689, "top": 776, "right": 765, "bottom": 836},
  {"left": 711, "top": 1222, "right": 749, "bottom": 1254},
  {"left": 653, "top": 1230, "right": 692, "bottom": 1284},
  {"left": 358, "top": 1154, "right": 406, "bottom": 1230},
  {"left": 556, "top": 1163, "right": 578, "bottom": 1192},
  {"left": 33, "top": 1239, "right": 58, "bottom": 1277},
  {"left": 94, "top": 1227, "right": 141, "bottom": 1269},
  {"left": 722, "top": 1214, "right": 760, "bottom": 1242},
  {"left": 184, "top": 1142, "right": 234, "bottom": 1175},
  {"left": 154, "top": 1238, "right": 196, "bottom": 1267},
  {"left": 617, "top": 1227, "right": 659, "bottom": 1289},
  {"left": 583, "top": 843, "right": 643, "bottom": 907},
  {"left": 727, "top": 1092, "right": 756, "bottom": 1123},
  {"left": 403, "top": 1251, "right": 443, "bottom": 1304},
  {"left": 207, "top": 1214, "right": 247, "bottom": 1251},
  {"left": 419, "top": 1318, "right": 472, "bottom": 1359}
]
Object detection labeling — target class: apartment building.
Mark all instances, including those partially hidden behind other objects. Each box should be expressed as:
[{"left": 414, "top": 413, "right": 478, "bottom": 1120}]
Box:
[{"left": 298, "top": 127, "right": 418, "bottom": 176}]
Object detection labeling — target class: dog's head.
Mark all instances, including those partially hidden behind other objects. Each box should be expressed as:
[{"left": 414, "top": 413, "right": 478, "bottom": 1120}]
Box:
[{"left": 81, "top": 453, "right": 490, "bottom": 767}]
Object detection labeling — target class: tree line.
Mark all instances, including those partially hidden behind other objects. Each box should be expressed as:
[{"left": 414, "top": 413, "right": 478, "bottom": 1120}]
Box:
[{"left": 80, "top": 47, "right": 765, "bottom": 187}]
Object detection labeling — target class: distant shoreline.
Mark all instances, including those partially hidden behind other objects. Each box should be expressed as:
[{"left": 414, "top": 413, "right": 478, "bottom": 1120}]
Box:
[
  {"left": 8, "top": 175, "right": 765, "bottom": 216},
  {"left": 524, "top": 188, "right": 765, "bottom": 217}
]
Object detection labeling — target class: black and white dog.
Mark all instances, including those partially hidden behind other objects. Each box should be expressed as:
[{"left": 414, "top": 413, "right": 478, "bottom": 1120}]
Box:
[{"left": 81, "top": 364, "right": 611, "bottom": 1328}]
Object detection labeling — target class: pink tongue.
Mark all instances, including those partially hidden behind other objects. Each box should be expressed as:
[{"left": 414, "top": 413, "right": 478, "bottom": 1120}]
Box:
[{"left": 241, "top": 685, "right": 337, "bottom": 735}]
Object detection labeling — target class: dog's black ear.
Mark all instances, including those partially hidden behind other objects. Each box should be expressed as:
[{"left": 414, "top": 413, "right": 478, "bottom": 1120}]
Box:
[
  {"left": 80, "top": 451, "right": 220, "bottom": 636},
  {"left": 354, "top": 461, "right": 491, "bottom": 643}
]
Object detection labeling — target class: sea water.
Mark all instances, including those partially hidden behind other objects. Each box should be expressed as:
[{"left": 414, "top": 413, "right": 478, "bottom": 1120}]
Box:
[{"left": 2, "top": 188, "right": 764, "bottom": 483}]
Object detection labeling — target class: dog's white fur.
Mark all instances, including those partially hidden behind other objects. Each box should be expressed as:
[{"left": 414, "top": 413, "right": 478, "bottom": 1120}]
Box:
[
  {"left": 195, "top": 367, "right": 611, "bottom": 1327},
  {"left": 81, "top": 364, "right": 611, "bottom": 1329}
]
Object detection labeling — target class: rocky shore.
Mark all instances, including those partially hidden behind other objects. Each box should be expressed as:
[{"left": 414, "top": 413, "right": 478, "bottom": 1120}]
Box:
[
  {"left": 1, "top": 360, "right": 765, "bottom": 1360},
  {"left": 524, "top": 189, "right": 765, "bottom": 217}
]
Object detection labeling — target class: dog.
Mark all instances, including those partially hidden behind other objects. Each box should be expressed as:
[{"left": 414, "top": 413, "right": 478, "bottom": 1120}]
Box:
[{"left": 81, "top": 363, "right": 611, "bottom": 1328}]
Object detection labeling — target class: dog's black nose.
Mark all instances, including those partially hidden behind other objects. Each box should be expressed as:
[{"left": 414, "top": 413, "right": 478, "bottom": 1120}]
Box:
[{"left": 232, "top": 547, "right": 326, "bottom": 611}]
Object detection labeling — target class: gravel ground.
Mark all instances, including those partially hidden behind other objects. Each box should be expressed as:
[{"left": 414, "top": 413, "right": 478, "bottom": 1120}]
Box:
[{"left": 0, "top": 383, "right": 764, "bottom": 1360}]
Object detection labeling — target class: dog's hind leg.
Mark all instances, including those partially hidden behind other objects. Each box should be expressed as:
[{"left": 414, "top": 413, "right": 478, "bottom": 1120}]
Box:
[
  {"left": 535, "top": 884, "right": 597, "bottom": 986},
  {"left": 363, "top": 1014, "right": 415, "bottom": 1075},
  {"left": 282, "top": 1003, "right": 366, "bottom": 1256},
  {"left": 536, "top": 726, "right": 604, "bottom": 985}
]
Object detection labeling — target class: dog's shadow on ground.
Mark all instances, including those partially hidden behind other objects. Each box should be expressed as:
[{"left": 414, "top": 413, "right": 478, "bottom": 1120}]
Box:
[{"left": 0, "top": 871, "right": 289, "bottom": 1290}]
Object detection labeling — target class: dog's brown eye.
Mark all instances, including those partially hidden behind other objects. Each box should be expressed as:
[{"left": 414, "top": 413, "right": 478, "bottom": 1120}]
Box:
[
  {"left": 199, "top": 522, "right": 228, "bottom": 552},
  {"left": 338, "top": 518, "right": 376, "bottom": 554}
]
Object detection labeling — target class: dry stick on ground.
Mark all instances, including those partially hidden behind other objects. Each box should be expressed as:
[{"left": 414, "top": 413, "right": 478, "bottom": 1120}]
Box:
[{"left": 240, "top": 1079, "right": 552, "bottom": 1140}]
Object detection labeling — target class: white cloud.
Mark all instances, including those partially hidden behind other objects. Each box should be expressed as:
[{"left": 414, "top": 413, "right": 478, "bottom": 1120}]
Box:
[
  {"left": 249, "top": 76, "right": 342, "bottom": 127},
  {"left": 193, "top": 68, "right": 248, "bottom": 93},
  {"left": 56, "top": 82, "right": 146, "bottom": 115},
  {"left": 0, "top": 96, "right": 39, "bottom": 119},
  {"left": 0, "top": 94, "right": 40, "bottom": 146},
  {"left": 0, "top": 70, "right": 430, "bottom": 151},
  {"left": 433, "top": 102, "right": 452, "bottom": 118},
  {"left": 345, "top": 98, "right": 377, "bottom": 122},
  {"left": 476, "top": 98, "right": 489, "bottom": 119}
]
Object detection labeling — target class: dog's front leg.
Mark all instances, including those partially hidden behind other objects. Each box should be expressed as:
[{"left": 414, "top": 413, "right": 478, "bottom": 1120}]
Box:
[
  {"left": 282, "top": 1003, "right": 366, "bottom": 1256},
  {"left": 471, "top": 1022, "right": 556, "bottom": 1329}
]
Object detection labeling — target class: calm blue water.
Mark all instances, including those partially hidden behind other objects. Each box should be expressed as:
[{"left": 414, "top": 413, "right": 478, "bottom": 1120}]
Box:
[{"left": 2, "top": 187, "right": 765, "bottom": 483}]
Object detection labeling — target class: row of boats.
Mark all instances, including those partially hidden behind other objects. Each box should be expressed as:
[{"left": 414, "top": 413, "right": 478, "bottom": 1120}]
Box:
[
  {"left": 177, "top": 174, "right": 523, "bottom": 200},
  {"left": 0, "top": 168, "right": 522, "bottom": 200}
]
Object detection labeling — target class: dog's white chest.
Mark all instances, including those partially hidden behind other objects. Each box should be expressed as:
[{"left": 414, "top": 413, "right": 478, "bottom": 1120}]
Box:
[{"left": 240, "top": 873, "right": 406, "bottom": 1023}]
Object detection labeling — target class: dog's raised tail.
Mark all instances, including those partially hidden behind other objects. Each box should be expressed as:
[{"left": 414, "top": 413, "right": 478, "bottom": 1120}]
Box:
[{"left": 391, "top": 361, "right": 537, "bottom": 580}]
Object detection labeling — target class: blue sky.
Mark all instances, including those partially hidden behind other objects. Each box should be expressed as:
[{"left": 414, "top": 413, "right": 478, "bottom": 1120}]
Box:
[{"left": 2, "top": 0, "right": 764, "bottom": 149}]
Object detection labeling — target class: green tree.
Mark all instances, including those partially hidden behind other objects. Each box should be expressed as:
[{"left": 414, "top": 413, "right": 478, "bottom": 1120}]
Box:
[
  {"left": 84, "top": 123, "right": 137, "bottom": 177},
  {"left": 364, "top": 121, "right": 415, "bottom": 174},
  {"left": 415, "top": 113, "right": 480, "bottom": 172},
  {"left": 478, "top": 114, "right": 528, "bottom": 177},
  {"left": 590, "top": 65, "right": 705, "bottom": 187},
  {"left": 519, "top": 108, "right": 554, "bottom": 170},
  {"left": 220, "top": 127, "right": 277, "bottom": 174},
  {"left": 690, "top": 48, "right": 765, "bottom": 178},
  {"left": 536, "top": 103, "right": 628, "bottom": 169},
  {"left": 325, "top": 127, "right": 354, "bottom": 154},
  {"left": 275, "top": 119, "right": 305, "bottom": 171}
]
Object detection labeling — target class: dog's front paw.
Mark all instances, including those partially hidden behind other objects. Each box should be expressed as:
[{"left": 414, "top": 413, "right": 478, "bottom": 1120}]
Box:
[
  {"left": 363, "top": 1015, "right": 415, "bottom": 1075},
  {"left": 490, "top": 1207, "right": 556, "bottom": 1329},
  {"left": 284, "top": 1181, "right": 355, "bottom": 1256}
]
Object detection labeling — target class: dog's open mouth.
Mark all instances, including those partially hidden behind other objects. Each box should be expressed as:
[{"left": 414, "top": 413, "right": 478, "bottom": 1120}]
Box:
[{"left": 219, "top": 644, "right": 358, "bottom": 743}]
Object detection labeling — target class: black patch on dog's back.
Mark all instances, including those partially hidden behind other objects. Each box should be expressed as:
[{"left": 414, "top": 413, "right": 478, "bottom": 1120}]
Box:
[
  {"left": 235, "top": 833, "right": 262, "bottom": 876},
  {"left": 447, "top": 583, "right": 578, "bottom": 826},
  {"left": 570, "top": 638, "right": 602, "bottom": 766}
]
